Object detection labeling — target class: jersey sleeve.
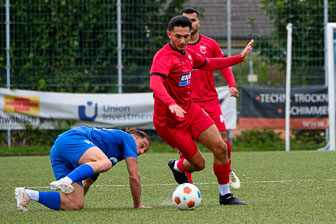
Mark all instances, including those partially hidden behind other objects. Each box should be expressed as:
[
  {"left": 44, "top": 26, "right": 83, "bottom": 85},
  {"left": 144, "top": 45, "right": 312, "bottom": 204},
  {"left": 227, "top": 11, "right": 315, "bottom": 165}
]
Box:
[
  {"left": 220, "top": 67, "right": 237, "bottom": 88},
  {"left": 211, "top": 39, "right": 237, "bottom": 87},
  {"left": 201, "top": 55, "right": 243, "bottom": 71},
  {"left": 123, "top": 134, "right": 138, "bottom": 159},
  {"left": 150, "top": 53, "right": 171, "bottom": 78},
  {"left": 188, "top": 48, "right": 207, "bottom": 69},
  {"left": 150, "top": 75, "right": 176, "bottom": 106}
]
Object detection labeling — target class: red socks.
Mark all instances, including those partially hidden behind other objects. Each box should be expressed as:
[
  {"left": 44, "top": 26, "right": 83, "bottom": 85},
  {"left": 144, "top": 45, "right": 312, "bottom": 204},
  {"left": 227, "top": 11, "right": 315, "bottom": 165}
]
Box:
[
  {"left": 179, "top": 154, "right": 193, "bottom": 183},
  {"left": 178, "top": 139, "right": 232, "bottom": 185},
  {"left": 176, "top": 158, "right": 187, "bottom": 172},
  {"left": 213, "top": 162, "right": 231, "bottom": 184}
]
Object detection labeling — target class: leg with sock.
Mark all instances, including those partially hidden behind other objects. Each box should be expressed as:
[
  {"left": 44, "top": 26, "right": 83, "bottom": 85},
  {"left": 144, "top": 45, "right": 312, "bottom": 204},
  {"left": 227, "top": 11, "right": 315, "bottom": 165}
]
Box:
[
  {"left": 226, "top": 140, "right": 241, "bottom": 190},
  {"left": 213, "top": 162, "right": 246, "bottom": 205},
  {"left": 168, "top": 159, "right": 189, "bottom": 184},
  {"left": 15, "top": 188, "right": 61, "bottom": 211},
  {"left": 179, "top": 154, "right": 193, "bottom": 183},
  {"left": 50, "top": 164, "right": 94, "bottom": 194}
]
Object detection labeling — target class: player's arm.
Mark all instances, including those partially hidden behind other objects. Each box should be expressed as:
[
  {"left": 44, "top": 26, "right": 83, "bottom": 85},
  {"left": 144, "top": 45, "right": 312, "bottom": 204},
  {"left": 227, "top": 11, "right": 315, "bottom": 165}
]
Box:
[
  {"left": 211, "top": 40, "right": 239, "bottom": 98},
  {"left": 150, "top": 75, "right": 186, "bottom": 118},
  {"left": 125, "top": 156, "right": 151, "bottom": 208},
  {"left": 199, "top": 39, "right": 254, "bottom": 71},
  {"left": 220, "top": 67, "right": 239, "bottom": 97}
]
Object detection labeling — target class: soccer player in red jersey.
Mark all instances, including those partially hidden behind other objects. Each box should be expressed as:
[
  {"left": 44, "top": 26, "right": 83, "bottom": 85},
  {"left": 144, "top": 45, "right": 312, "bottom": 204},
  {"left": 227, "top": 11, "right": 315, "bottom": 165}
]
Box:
[
  {"left": 150, "top": 15, "right": 253, "bottom": 205},
  {"left": 181, "top": 8, "right": 241, "bottom": 189}
]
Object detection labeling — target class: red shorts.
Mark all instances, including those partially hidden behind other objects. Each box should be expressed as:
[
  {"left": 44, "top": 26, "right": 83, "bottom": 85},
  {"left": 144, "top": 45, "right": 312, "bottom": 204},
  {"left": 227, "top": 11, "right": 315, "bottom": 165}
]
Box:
[
  {"left": 154, "top": 103, "right": 214, "bottom": 159},
  {"left": 195, "top": 100, "right": 226, "bottom": 131}
]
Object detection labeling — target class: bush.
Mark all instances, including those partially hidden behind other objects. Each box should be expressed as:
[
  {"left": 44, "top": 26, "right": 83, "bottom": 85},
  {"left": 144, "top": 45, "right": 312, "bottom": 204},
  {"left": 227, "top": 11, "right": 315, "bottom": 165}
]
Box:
[{"left": 232, "top": 129, "right": 284, "bottom": 151}]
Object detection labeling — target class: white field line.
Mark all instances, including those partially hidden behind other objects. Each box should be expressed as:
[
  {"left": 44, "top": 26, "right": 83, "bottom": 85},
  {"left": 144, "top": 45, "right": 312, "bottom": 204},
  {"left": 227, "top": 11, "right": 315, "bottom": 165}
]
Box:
[{"left": 8, "top": 179, "right": 336, "bottom": 190}]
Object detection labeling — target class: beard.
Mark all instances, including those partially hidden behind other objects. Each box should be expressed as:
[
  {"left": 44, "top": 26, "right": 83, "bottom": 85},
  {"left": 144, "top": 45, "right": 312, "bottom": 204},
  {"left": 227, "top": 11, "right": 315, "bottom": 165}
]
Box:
[{"left": 191, "top": 28, "right": 198, "bottom": 36}]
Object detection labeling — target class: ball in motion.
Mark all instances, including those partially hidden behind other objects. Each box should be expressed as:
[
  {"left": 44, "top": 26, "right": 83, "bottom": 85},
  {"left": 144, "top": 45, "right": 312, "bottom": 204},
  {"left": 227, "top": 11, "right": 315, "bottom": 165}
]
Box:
[{"left": 172, "top": 183, "right": 202, "bottom": 210}]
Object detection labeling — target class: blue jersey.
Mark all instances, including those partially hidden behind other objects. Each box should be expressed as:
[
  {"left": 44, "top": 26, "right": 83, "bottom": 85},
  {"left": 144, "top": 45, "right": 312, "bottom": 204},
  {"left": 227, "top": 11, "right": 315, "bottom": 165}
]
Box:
[
  {"left": 74, "top": 126, "right": 138, "bottom": 165},
  {"left": 50, "top": 126, "right": 138, "bottom": 184}
]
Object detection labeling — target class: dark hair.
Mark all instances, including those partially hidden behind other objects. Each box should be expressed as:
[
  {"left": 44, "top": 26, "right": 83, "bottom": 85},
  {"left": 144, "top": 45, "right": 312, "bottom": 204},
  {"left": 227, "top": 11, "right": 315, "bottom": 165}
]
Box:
[
  {"left": 181, "top": 8, "right": 200, "bottom": 17},
  {"left": 125, "top": 127, "right": 151, "bottom": 147},
  {"left": 167, "top": 15, "right": 192, "bottom": 31}
]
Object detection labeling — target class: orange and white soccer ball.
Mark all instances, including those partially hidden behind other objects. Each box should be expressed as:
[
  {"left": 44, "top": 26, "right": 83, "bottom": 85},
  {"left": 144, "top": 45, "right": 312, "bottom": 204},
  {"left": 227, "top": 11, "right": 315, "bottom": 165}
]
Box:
[{"left": 172, "top": 183, "right": 202, "bottom": 210}]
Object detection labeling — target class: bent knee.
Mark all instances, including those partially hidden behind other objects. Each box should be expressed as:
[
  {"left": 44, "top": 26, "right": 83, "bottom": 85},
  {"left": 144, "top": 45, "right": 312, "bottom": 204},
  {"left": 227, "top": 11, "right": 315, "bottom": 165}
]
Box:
[
  {"left": 100, "top": 159, "right": 113, "bottom": 172},
  {"left": 213, "top": 141, "right": 228, "bottom": 155},
  {"left": 63, "top": 201, "right": 85, "bottom": 211},
  {"left": 193, "top": 161, "right": 205, "bottom": 171}
]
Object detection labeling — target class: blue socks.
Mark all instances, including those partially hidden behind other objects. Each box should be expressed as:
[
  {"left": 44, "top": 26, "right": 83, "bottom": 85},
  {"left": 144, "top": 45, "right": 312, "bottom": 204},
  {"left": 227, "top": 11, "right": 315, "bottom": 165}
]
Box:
[
  {"left": 37, "top": 164, "right": 94, "bottom": 210},
  {"left": 67, "top": 164, "right": 95, "bottom": 184},
  {"left": 38, "top": 191, "right": 61, "bottom": 210}
]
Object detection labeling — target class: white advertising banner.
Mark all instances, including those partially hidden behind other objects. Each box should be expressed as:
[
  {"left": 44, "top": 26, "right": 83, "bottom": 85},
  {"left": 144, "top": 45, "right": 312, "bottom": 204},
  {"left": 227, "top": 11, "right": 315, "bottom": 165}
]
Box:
[{"left": 0, "top": 87, "right": 236, "bottom": 130}]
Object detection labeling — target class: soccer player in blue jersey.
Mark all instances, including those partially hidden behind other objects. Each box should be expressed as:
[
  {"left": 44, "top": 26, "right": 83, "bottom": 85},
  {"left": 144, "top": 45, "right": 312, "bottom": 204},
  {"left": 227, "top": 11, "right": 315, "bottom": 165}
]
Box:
[{"left": 14, "top": 126, "right": 152, "bottom": 211}]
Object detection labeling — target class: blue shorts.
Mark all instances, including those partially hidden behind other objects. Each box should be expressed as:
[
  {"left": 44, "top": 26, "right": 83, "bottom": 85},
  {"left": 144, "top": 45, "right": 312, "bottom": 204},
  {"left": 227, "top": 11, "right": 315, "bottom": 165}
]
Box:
[{"left": 49, "top": 129, "right": 96, "bottom": 186}]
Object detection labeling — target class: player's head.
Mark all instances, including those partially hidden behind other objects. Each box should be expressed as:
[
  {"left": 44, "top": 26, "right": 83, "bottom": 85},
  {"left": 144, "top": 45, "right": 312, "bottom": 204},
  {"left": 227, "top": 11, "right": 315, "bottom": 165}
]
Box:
[
  {"left": 167, "top": 15, "right": 192, "bottom": 52},
  {"left": 181, "top": 8, "right": 200, "bottom": 36},
  {"left": 126, "top": 128, "right": 151, "bottom": 155}
]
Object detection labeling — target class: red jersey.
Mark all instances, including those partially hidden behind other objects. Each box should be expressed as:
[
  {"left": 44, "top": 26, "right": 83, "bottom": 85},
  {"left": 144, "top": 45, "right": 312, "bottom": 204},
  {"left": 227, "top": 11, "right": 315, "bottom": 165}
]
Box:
[
  {"left": 150, "top": 43, "right": 207, "bottom": 127},
  {"left": 187, "top": 34, "right": 236, "bottom": 102}
]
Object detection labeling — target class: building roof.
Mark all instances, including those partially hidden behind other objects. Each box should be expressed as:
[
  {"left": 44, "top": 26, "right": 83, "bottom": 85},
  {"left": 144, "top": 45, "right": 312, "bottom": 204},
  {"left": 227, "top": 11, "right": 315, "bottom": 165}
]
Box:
[{"left": 185, "top": 0, "right": 272, "bottom": 39}]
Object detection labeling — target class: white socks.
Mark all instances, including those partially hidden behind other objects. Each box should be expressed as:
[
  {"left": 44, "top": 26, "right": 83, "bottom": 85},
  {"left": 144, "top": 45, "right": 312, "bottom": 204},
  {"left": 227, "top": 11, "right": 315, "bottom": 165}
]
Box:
[
  {"left": 24, "top": 189, "right": 39, "bottom": 201},
  {"left": 219, "top": 183, "right": 231, "bottom": 196}
]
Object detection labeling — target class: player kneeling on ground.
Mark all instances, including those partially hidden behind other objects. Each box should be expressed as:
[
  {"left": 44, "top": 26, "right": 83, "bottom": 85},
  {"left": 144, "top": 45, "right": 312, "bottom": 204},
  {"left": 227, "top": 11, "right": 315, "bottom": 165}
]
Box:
[{"left": 14, "top": 126, "right": 152, "bottom": 211}]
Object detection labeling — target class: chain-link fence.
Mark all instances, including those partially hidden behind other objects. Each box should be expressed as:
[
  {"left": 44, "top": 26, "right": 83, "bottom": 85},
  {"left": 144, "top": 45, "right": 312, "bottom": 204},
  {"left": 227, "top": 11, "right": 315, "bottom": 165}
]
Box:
[
  {"left": 1, "top": 0, "right": 335, "bottom": 148},
  {"left": 1, "top": 0, "right": 335, "bottom": 92}
]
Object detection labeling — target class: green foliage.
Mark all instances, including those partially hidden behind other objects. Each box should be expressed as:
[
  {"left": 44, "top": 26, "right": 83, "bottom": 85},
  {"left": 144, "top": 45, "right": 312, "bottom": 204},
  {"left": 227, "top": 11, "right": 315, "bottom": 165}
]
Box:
[
  {"left": 259, "top": 0, "right": 336, "bottom": 86},
  {"left": 0, "top": 0, "right": 188, "bottom": 92},
  {"left": 121, "top": 0, "right": 188, "bottom": 92},
  {"left": 232, "top": 129, "right": 285, "bottom": 151},
  {"left": 291, "top": 129, "right": 327, "bottom": 147},
  {"left": 231, "top": 129, "right": 326, "bottom": 151},
  {"left": 0, "top": 128, "right": 326, "bottom": 153}
]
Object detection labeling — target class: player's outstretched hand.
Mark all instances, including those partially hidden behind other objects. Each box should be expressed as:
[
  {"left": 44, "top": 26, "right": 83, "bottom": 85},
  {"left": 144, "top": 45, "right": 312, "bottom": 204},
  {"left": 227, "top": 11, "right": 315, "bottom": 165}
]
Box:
[
  {"left": 240, "top": 39, "right": 254, "bottom": 60},
  {"left": 169, "top": 104, "right": 187, "bottom": 118},
  {"left": 229, "top": 87, "right": 239, "bottom": 98},
  {"left": 133, "top": 204, "right": 152, "bottom": 209}
]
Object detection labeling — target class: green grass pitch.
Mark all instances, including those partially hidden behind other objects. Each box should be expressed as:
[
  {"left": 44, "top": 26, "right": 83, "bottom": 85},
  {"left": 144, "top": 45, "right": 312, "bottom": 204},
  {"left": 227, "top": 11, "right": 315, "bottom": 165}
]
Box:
[{"left": 0, "top": 151, "right": 335, "bottom": 223}]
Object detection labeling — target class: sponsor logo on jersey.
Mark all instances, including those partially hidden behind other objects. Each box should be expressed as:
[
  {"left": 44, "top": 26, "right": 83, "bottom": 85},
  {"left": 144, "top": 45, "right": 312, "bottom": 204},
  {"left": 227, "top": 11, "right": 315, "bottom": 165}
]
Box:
[
  {"left": 4, "top": 95, "right": 40, "bottom": 115},
  {"left": 200, "top": 45, "right": 207, "bottom": 54},
  {"left": 179, "top": 72, "right": 192, "bottom": 86}
]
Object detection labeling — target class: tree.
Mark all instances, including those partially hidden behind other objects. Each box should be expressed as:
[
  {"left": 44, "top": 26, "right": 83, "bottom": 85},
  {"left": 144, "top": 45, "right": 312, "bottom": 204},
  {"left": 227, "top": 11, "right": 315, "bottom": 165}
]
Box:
[
  {"left": 260, "top": 0, "right": 336, "bottom": 86},
  {"left": 0, "top": 0, "right": 188, "bottom": 93}
]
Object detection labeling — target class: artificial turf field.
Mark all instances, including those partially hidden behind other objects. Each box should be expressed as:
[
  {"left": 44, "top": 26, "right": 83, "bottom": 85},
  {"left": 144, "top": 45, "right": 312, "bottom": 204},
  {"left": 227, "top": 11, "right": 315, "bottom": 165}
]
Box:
[{"left": 1, "top": 151, "right": 335, "bottom": 224}]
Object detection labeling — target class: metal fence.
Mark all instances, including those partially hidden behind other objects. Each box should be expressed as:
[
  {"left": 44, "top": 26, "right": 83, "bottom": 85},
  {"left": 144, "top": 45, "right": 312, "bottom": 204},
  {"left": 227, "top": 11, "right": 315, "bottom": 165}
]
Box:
[
  {"left": 1, "top": 0, "right": 335, "bottom": 92},
  {"left": 0, "top": 0, "right": 335, "bottom": 147}
]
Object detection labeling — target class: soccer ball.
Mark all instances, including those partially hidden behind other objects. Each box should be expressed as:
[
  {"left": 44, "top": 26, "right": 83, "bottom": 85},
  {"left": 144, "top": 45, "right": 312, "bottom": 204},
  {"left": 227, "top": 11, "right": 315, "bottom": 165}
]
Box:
[{"left": 172, "top": 183, "right": 202, "bottom": 210}]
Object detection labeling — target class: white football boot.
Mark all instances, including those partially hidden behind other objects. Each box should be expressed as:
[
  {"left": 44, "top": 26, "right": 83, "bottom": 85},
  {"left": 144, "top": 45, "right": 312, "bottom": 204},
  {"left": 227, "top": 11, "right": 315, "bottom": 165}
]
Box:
[
  {"left": 14, "top": 187, "right": 29, "bottom": 212},
  {"left": 229, "top": 171, "right": 241, "bottom": 190},
  {"left": 50, "top": 180, "right": 74, "bottom": 194}
]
